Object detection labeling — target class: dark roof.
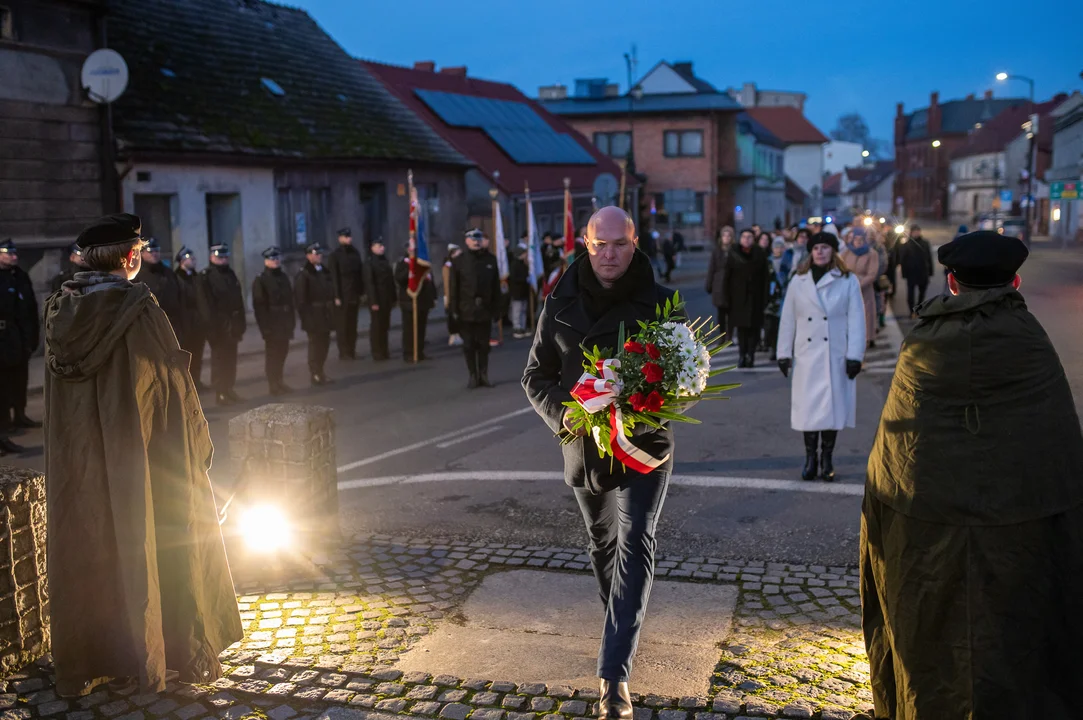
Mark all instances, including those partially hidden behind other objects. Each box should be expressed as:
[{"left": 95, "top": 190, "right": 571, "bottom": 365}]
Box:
[
  {"left": 671, "top": 62, "right": 718, "bottom": 94},
  {"left": 822, "top": 172, "right": 842, "bottom": 195},
  {"left": 540, "top": 92, "right": 741, "bottom": 117},
  {"left": 848, "top": 161, "right": 895, "bottom": 194},
  {"left": 363, "top": 61, "right": 629, "bottom": 196},
  {"left": 952, "top": 97, "right": 1067, "bottom": 159},
  {"left": 108, "top": 0, "right": 468, "bottom": 165},
  {"left": 785, "top": 176, "right": 808, "bottom": 202},
  {"left": 845, "top": 167, "right": 871, "bottom": 182},
  {"left": 903, "top": 97, "right": 1028, "bottom": 141},
  {"left": 745, "top": 107, "right": 829, "bottom": 145},
  {"left": 737, "top": 113, "right": 785, "bottom": 149}
]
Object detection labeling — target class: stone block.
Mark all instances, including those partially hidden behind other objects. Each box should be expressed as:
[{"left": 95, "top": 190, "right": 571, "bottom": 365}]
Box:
[{"left": 0, "top": 466, "right": 49, "bottom": 675}]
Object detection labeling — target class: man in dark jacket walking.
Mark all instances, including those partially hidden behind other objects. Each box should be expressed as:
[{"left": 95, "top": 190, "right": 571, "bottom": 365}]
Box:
[
  {"left": 174, "top": 246, "right": 205, "bottom": 391},
  {"left": 898, "top": 224, "right": 934, "bottom": 316},
  {"left": 725, "top": 229, "right": 770, "bottom": 367},
  {"left": 0, "top": 238, "right": 40, "bottom": 455},
  {"left": 394, "top": 254, "right": 436, "bottom": 362},
  {"left": 523, "top": 207, "right": 676, "bottom": 720},
  {"left": 134, "top": 237, "right": 184, "bottom": 340},
  {"left": 449, "top": 228, "right": 501, "bottom": 388},
  {"left": 327, "top": 227, "right": 364, "bottom": 360},
  {"left": 196, "top": 244, "right": 245, "bottom": 405},
  {"left": 252, "top": 246, "right": 296, "bottom": 395},
  {"left": 294, "top": 242, "right": 335, "bottom": 385},
  {"left": 362, "top": 238, "right": 396, "bottom": 361}
]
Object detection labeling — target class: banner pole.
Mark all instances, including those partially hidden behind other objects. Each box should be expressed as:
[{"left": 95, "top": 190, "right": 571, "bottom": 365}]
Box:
[
  {"left": 490, "top": 188, "right": 504, "bottom": 345},
  {"left": 412, "top": 294, "right": 419, "bottom": 363}
]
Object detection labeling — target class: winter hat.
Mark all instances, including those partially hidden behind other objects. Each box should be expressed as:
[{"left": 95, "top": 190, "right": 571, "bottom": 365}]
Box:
[{"left": 810, "top": 232, "right": 839, "bottom": 252}]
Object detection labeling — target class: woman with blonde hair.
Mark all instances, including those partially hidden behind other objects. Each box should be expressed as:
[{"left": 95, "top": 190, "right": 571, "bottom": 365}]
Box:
[
  {"left": 840, "top": 227, "right": 879, "bottom": 349},
  {"left": 776, "top": 232, "right": 866, "bottom": 482},
  {"left": 705, "top": 225, "right": 735, "bottom": 339}
]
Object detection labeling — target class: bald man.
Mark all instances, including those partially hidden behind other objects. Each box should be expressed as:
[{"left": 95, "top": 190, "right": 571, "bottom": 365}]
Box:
[{"left": 523, "top": 207, "right": 678, "bottom": 719}]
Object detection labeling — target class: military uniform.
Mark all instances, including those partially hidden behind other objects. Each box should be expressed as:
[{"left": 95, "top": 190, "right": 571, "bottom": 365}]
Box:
[
  {"left": 50, "top": 243, "right": 85, "bottom": 294},
  {"left": 196, "top": 245, "right": 246, "bottom": 404},
  {"left": 134, "top": 238, "right": 185, "bottom": 341},
  {"left": 395, "top": 255, "right": 436, "bottom": 362},
  {"left": 174, "top": 246, "right": 206, "bottom": 389},
  {"left": 0, "top": 239, "right": 41, "bottom": 453},
  {"left": 362, "top": 244, "right": 396, "bottom": 361},
  {"left": 327, "top": 228, "right": 365, "bottom": 360},
  {"left": 449, "top": 230, "right": 501, "bottom": 388},
  {"left": 252, "top": 247, "right": 296, "bottom": 395},
  {"left": 294, "top": 242, "right": 336, "bottom": 384}
]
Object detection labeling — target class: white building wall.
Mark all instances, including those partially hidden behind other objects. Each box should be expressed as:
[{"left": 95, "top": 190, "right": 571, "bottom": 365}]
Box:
[
  {"left": 823, "top": 141, "right": 865, "bottom": 177},
  {"left": 785, "top": 144, "right": 824, "bottom": 215}
]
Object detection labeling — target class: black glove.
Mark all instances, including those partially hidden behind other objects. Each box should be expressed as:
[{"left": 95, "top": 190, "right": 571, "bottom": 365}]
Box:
[
  {"left": 777, "top": 358, "right": 791, "bottom": 378},
  {"left": 846, "top": 359, "right": 862, "bottom": 380}
]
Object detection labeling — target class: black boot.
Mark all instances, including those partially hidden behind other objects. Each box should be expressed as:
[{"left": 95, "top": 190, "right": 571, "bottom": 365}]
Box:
[
  {"left": 0, "top": 436, "right": 26, "bottom": 456},
  {"left": 216, "top": 392, "right": 235, "bottom": 407},
  {"left": 820, "top": 430, "right": 837, "bottom": 482},
  {"left": 746, "top": 351, "right": 755, "bottom": 368},
  {"left": 801, "top": 431, "right": 819, "bottom": 481},
  {"left": 598, "top": 679, "right": 633, "bottom": 720},
  {"left": 478, "top": 354, "right": 493, "bottom": 388},
  {"left": 464, "top": 348, "right": 478, "bottom": 389},
  {"left": 13, "top": 412, "right": 42, "bottom": 429}
]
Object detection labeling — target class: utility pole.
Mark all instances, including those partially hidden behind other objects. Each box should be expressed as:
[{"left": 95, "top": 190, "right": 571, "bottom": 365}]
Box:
[{"left": 996, "top": 72, "right": 1036, "bottom": 245}]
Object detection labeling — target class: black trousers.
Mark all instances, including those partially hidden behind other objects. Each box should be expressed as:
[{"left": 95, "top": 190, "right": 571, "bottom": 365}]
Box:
[
  {"left": 369, "top": 306, "right": 391, "bottom": 360},
  {"left": 265, "top": 337, "right": 290, "bottom": 388},
  {"left": 180, "top": 327, "right": 206, "bottom": 386},
  {"left": 459, "top": 321, "right": 491, "bottom": 376},
  {"left": 763, "top": 314, "right": 780, "bottom": 353},
  {"left": 715, "top": 307, "right": 731, "bottom": 344},
  {"left": 11, "top": 358, "right": 28, "bottom": 415},
  {"left": 401, "top": 304, "right": 430, "bottom": 360},
  {"left": 736, "top": 326, "right": 760, "bottom": 359},
  {"left": 0, "top": 360, "right": 26, "bottom": 429},
  {"left": 307, "top": 331, "right": 330, "bottom": 377},
  {"left": 209, "top": 340, "right": 238, "bottom": 394},
  {"left": 336, "top": 302, "right": 360, "bottom": 358},
  {"left": 906, "top": 279, "right": 928, "bottom": 313},
  {"left": 574, "top": 471, "right": 670, "bottom": 682}
]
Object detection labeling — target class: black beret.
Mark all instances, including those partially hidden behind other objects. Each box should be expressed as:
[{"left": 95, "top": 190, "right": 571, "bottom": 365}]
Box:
[
  {"left": 305, "top": 242, "right": 324, "bottom": 254},
  {"left": 175, "top": 245, "right": 194, "bottom": 262},
  {"left": 337, "top": 227, "right": 351, "bottom": 237},
  {"left": 262, "top": 246, "right": 282, "bottom": 259},
  {"left": 143, "top": 237, "right": 160, "bottom": 251},
  {"left": 938, "top": 230, "right": 1028, "bottom": 288},
  {"left": 0, "top": 238, "right": 15, "bottom": 253},
  {"left": 76, "top": 213, "right": 142, "bottom": 250},
  {"left": 809, "top": 232, "right": 839, "bottom": 252},
  {"left": 210, "top": 244, "right": 230, "bottom": 258}
]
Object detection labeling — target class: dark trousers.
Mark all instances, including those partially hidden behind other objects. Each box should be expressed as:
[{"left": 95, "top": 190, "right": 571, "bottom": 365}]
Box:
[
  {"left": 336, "top": 302, "right": 360, "bottom": 358},
  {"left": 574, "top": 471, "right": 670, "bottom": 682},
  {"left": 906, "top": 279, "right": 928, "bottom": 313},
  {"left": 737, "top": 326, "right": 760, "bottom": 360},
  {"left": 446, "top": 308, "right": 459, "bottom": 337},
  {"left": 307, "top": 331, "right": 330, "bottom": 377},
  {"left": 401, "top": 304, "right": 430, "bottom": 361},
  {"left": 715, "top": 307, "right": 731, "bottom": 345},
  {"left": 265, "top": 337, "right": 289, "bottom": 388},
  {"left": 209, "top": 340, "right": 238, "bottom": 394},
  {"left": 11, "top": 358, "right": 28, "bottom": 415},
  {"left": 180, "top": 327, "right": 206, "bottom": 386},
  {"left": 369, "top": 306, "right": 391, "bottom": 360},
  {"left": 459, "top": 321, "right": 491, "bottom": 376},
  {"left": 763, "top": 315, "right": 780, "bottom": 354},
  {"left": 0, "top": 360, "right": 26, "bottom": 430}
]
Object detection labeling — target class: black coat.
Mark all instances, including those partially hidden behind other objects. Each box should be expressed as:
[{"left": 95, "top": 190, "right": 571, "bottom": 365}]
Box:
[
  {"left": 327, "top": 244, "right": 364, "bottom": 304},
  {"left": 136, "top": 261, "right": 184, "bottom": 338},
  {"left": 196, "top": 264, "right": 245, "bottom": 344},
  {"left": 509, "top": 255, "right": 531, "bottom": 301},
  {"left": 705, "top": 244, "right": 731, "bottom": 309},
  {"left": 394, "top": 257, "right": 437, "bottom": 311},
  {"left": 294, "top": 263, "right": 335, "bottom": 335},
  {"left": 542, "top": 243, "right": 562, "bottom": 275},
  {"left": 362, "top": 254, "right": 396, "bottom": 308},
  {"left": 899, "top": 235, "right": 934, "bottom": 281},
  {"left": 449, "top": 249, "right": 501, "bottom": 323},
  {"left": 51, "top": 267, "right": 77, "bottom": 295},
  {"left": 252, "top": 267, "right": 295, "bottom": 341},
  {"left": 522, "top": 253, "right": 677, "bottom": 494},
  {"left": 725, "top": 244, "right": 769, "bottom": 328},
  {"left": 0, "top": 265, "right": 38, "bottom": 366}
]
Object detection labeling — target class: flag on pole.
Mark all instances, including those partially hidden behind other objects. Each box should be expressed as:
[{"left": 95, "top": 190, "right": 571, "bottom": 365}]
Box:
[
  {"left": 563, "top": 182, "right": 575, "bottom": 255},
  {"left": 526, "top": 190, "right": 544, "bottom": 291},
  {"left": 407, "top": 182, "right": 430, "bottom": 298},
  {"left": 494, "top": 202, "right": 509, "bottom": 280}
]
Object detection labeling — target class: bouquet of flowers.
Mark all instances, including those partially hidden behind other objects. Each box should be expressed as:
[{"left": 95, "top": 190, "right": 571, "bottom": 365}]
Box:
[{"left": 562, "top": 292, "right": 740, "bottom": 473}]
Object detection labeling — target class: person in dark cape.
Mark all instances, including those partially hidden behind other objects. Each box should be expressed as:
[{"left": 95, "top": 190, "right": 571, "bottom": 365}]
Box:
[
  {"left": 44, "top": 214, "right": 243, "bottom": 698},
  {"left": 859, "top": 230, "right": 1083, "bottom": 720}
]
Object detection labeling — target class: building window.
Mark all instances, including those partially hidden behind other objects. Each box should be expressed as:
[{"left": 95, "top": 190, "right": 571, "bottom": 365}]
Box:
[
  {"left": 593, "top": 131, "right": 632, "bottom": 158},
  {"left": 0, "top": 6, "right": 11, "bottom": 40},
  {"left": 652, "top": 193, "right": 669, "bottom": 227},
  {"left": 276, "top": 187, "right": 331, "bottom": 250},
  {"left": 664, "top": 130, "right": 704, "bottom": 157}
]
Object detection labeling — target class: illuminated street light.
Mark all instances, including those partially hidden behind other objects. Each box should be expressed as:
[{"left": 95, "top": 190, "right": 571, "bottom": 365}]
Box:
[
  {"left": 863, "top": 217, "right": 873, "bottom": 226},
  {"left": 879, "top": 217, "right": 886, "bottom": 224},
  {"left": 894, "top": 224, "right": 906, "bottom": 234},
  {"left": 996, "top": 72, "right": 1009, "bottom": 81},
  {"left": 861, "top": 150, "right": 870, "bottom": 158},
  {"left": 932, "top": 140, "right": 942, "bottom": 148}
]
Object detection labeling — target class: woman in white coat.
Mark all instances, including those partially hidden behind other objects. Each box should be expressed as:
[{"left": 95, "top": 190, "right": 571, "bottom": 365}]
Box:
[{"left": 776, "top": 232, "right": 866, "bottom": 481}]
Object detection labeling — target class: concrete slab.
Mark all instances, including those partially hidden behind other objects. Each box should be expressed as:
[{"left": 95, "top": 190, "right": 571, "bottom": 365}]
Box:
[{"left": 394, "top": 569, "right": 738, "bottom": 697}]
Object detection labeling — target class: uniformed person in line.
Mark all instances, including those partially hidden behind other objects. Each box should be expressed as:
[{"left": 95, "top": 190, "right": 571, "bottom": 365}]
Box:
[
  {"left": 134, "top": 237, "right": 185, "bottom": 340},
  {"left": 294, "top": 242, "right": 335, "bottom": 385},
  {"left": 196, "top": 244, "right": 245, "bottom": 405},
  {"left": 362, "top": 237, "right": 396, "bottom": 361},
  {"left": 174, "top": 246, "right": 206, "bottom": 391},
  {"left": 394, "top": 249, "right": 436, "bottom": 362},
  {"left": 0, "top": 238, "right": 41, "bottom": 456},
  {"left": 252, "top": 246, "right": 296, "bottom": 395},
  {"left": 449, "top": 228, "right": 501, "bottom": 388},
  {"left": 50, "top": 243, "right": 87, "bottom": 294},
  {"left": 327, "top": 227, "right": 365, "bottom": 360}
]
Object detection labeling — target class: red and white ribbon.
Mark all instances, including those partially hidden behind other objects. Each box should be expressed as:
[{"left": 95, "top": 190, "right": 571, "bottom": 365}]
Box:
[{"left": 570, "top": 359, "right": 670, "bottom": 474}]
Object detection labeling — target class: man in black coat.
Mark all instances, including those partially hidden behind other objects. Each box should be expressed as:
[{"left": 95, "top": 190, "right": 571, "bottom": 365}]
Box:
[
  {"left": 362, "top": 238, "right": 396, "bottom": 361},
  {"left": 196, "top": 244, "right": 246, "bottom": 405},
  {"left": 0, "top": 238, "right": 40, "bottom": 455},
  {"left": 523, "top": 207, "right": 676, "bottom": 719},
  {"left": 899, "top": 224, "right": 934, "bottom": 316},
  {"left": 509, "top": 243, "right": 532, "bottom": 339},
  {"left": 294, "top": 242, "right": 335, "bottom": 386},
  {"left": 50, "top": 243, "right": 86, "bottom": 294},
  {"left": 134, "top": 237, "right": 185, "bottom": 340},
  {"left": 174, "top": 246, "right": 206, "bottom": 391},
  {"left": 252, "top": 246, "right": 296, "bottom": 395},
  {"left": 449, "top": 228, "right": 501, "bottom": 388},
  {"left": 725, "top": 228, "right": 770, "bottom": 367},
  {"left": 327, "top": 227, "right": 364, "bottom": 360},
  {"left": 395, "top": 254, "right": 436, "bottom": 362}
]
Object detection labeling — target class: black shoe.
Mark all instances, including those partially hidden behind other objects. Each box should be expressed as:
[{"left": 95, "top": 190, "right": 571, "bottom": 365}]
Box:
[
  {"left": 226, "top": 390, "right": 243, "bottom": 403},
  {"left": 801, "top": 431, "right": 819, "bottom": 481},
  {"left": 0, "top": 437, "right": 26, "bottom": 455},
  {"left": 769, "top": 351, "right": 777, "bottom": 362},
  {"left": 13, "top": 413, "right": 42, "bottom": 429},
  {"left": 820, "top": 431, "right": 837, "bottom": 482},
  {"left": 479, "top": 373, "right": 493, "bottom": 388},
  {"left": 867, "top": 340, "right": 877, "bottom": 349},
  {"left": 216, "top": 393, "right": 235, "bottom": 406},
  {"left": 467, "top": 374, "right": 479, "bottom": 389},
  {"left": 746, "top": 353, "right": 755, "bottom": 368},
  {"left": 598, "top": 679, "right": 633, "bottom": 720}
]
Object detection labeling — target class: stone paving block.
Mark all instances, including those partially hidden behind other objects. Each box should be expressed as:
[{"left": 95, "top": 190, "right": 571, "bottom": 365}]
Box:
[
  {"left": 558, "top": 701, "right": 587, "bottom": 716},
  {"left": 711, "top": 696, "right": 742, "bottom": 714},
  {"left": 470, "top": 710, "right": 504, "bottom": 720},
  {"left": 322, "top": 690, "right": 353, "bottom": 704},
  {"left": 657, "top": 711, "right": 687, "bottom": 720},
  {"left": 501, "top": 697, "right": 526, "bottom": 710},
  {"left": 505, "top": 714, "right": 535, "bottom": 720},
  {"left": 65, "top": 712, "right": 94, "bottom": 720},
  {"left": 471, "top": 692, "right": 500, "bottom": 706},
  {"left": 518, "top": 684, "right": 546, "bottom": 696},
  {"left": 488, "top": 682, "right": 518, "bottom": 694},
  {"left": 529, "top": 698, "right": 553, "bottom": 713},
  {"left": 35, "top": 701, "right": 69, "bottom": 716},
  {"left": 99, "top": 701, "right": 131, "bottom": 717},
  {"left": 677, "top": 697, "right": 706, "bottom": 710},
  {"left": 440, "top": 703, "right": 471, "bottom": 720},
  {"left": 113, "top": 713, "right": 144, "bottom": 720},
  {"left": 440, "top": 690, "right": 468, "bottom": 703},
  {"left": 176, "top": 704, "right": 209, "bottom": 720},
  {"left": 375, "top": 699, "right": 408, "bottom": 713},
  {"left": 407, "top": 686, "right": 440, "bottom": 701},
  {"left": 411, "top": 702, "right": 442, "bottom": 716}
]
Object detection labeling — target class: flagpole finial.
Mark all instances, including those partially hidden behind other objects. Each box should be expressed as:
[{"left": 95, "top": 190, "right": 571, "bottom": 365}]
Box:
[
  {"left": 524, "top": 182, "right": 530, "bottom": 194},
  {"left": 489, "top": 188, "right": 498, "bottom": 201},
  {"left": 563, "top": 177, "right": 571, "bottom": 189}
]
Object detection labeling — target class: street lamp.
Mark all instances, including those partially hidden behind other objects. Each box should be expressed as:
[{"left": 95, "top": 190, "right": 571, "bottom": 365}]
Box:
[
  {"left": 861, "top": 150, "right": 870, "bottom": 158},
  {"left": 996, "top": 71, "right": 1037, "bottom": 246},
  {"left": 931, "top": 140, "right": 941, "bottom": 148}
]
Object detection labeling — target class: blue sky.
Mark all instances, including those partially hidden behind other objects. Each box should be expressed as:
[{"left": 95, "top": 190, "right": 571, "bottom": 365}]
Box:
[{"left": 292, "top": 0, "right": 1080, "bottom": 145}]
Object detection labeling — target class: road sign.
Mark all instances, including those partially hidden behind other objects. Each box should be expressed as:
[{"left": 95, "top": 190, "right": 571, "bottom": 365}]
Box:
[
  {"left": 734, "top": 205, "right": 744, "bottom": 222},
  {"left": 999, "top": 189, "right": 1013, "bottom": 207},
  {"left": 1051, "top": 181, "right": 1079, "bottom": 200}
]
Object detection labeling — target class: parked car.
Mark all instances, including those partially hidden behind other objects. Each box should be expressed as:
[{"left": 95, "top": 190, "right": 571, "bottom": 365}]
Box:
[{"left": 974, "top": 213, "right": 1026, "bottom": 238}]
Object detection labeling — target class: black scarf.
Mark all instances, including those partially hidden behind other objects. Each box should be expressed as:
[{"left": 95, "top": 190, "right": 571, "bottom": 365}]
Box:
[
  {"left": 811, "top": 263, "right": 829, "bottom": 284},
  {"left": 577, "top": 251, "right": 653, "bottom": 322}
]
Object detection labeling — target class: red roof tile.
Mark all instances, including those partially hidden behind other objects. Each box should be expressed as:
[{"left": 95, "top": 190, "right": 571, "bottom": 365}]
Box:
[
  {"left": 745, "top": 107, "right": 828, "bottom": 145},
  {"left": 361, "top": 60, "right": 629, "bottom": 196},
  {"left": 822, "top": 172, "right": 842, "bottom": 194}
]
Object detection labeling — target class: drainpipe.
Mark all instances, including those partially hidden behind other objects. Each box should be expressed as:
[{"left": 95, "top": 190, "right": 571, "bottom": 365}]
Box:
[{"left": 96, "top": 0, "right": 120, "bottom": 212}]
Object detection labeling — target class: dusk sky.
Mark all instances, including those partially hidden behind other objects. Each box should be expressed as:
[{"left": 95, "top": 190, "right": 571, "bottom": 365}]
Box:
[{"left": 290, "top": 0, "right": 1081, "bottom": 149}]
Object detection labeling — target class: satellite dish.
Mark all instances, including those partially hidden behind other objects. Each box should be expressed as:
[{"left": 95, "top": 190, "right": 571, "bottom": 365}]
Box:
[
  {"left": 592, "top": 173, "right": 619, "bottom": 207},
  {"left": 81, "top": 49, "right": 129, "bottom": 104}
]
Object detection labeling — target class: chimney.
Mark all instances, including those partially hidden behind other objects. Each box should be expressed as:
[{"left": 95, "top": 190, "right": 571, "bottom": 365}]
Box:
[
  {"left": 966, "top": 93, "right": 975, "bottom": 100},
  {"left": 896, "top": 102, "right": 904, "bottom": 117},
  {"left": 538, "top": 84, "right": 568, "bottom": 101},
  {"left": 413, "top": 61, "right": 435, "bottom": 72},
  {"left": 440, "top": 66, "right": 467, "bottom": 77},
  {"left": 984, "top": 89, "right": 993, "bottom": 99},
  {"left": 673, "top": 61, "right": 693, "bottom": 76},
  {"left": 930, "top": 91, "right": 939, "bottom": 107}
]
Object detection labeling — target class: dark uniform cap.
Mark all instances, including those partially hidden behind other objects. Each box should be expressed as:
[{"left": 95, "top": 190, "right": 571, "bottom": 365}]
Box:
[
  {"left": 175, "top": 245, "right": 194, "bottom": 262},
  {"left": 305, "top": 242, "right": 324, "bottom": 254},
  {"left": 0, "top": 238, "right": 15, "bottom": 254},
  {"left": 143, "top": 237, "right": 160, "bottom": 251},
  {"left": 210, "top": 244, "right": 230, "bottom": 257},
  {"left": 938, "top": 230, "right": 1029, "bottom": 289},
  {"left": 809, "top": 231, "right": 839, "bottom": 252},
  {"left": 337, "top": 227, "right": 351, "bottom": 237},
  {"left": 262, "top": 246, "right": 282, "bottom": 259},
  {"left": 465, "top": 228, "right": 484, "bottom": 240},
  {"left": 69, "top": 242, "right": 83, "bottom": 257},
  {"left": 75, "top": 213, "right": 142, "bottom": 250}
]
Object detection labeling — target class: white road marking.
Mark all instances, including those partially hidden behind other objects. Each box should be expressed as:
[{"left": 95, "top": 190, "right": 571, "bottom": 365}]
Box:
[
  {"left": 338, "top": 471, "right": 864, "bottom": 496},
  {"left": 435, "top": 425, "right": 504, "bottom": 449},
  {"left": 336, "top": 407, "right": 534, "bottom": 473}
]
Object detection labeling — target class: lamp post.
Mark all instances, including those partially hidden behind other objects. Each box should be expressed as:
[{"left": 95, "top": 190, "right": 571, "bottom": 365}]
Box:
[{"left": 996, "top": 72, "right": 1037, "bottom": 246}]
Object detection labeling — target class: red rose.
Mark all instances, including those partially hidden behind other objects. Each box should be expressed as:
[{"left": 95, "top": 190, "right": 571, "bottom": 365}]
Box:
[
  {"left": 628, "top": 392, "right": 648, "bottom": 412},
  {"left": 645, "top": 390, "right": 665, "bottom": 412},
  {"left": 645, "top": 343, "right": 661, "bottom": 360},
  {"left": 624, "top": 339, "right": 645, "bottom": 354},
  {"left": 641, "top": 362, "right": 664, "bottom": 384}
]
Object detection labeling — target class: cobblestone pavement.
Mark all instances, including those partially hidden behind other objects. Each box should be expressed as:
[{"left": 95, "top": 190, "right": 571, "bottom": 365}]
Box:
[{"left": 3, "top": 536, "right": 873, "bottom": 720}]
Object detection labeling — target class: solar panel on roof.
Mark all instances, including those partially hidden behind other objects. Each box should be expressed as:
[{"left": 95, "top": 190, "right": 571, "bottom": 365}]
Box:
[{"left": 415, "top": 89, "right": 595, "bottom": 165}]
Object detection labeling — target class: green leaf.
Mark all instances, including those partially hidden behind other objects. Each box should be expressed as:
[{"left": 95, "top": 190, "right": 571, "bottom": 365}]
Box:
[
  {"left": 655, "top": 302, "right": 661, "bottom": 318},
  {"left": 618, "top": 321, "right": 626, "bottom": 352}
]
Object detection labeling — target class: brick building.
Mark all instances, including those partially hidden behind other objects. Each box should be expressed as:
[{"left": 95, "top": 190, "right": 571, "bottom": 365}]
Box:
[{"left": 894, "top": 90, "right": 1027, "bottom": 221}]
